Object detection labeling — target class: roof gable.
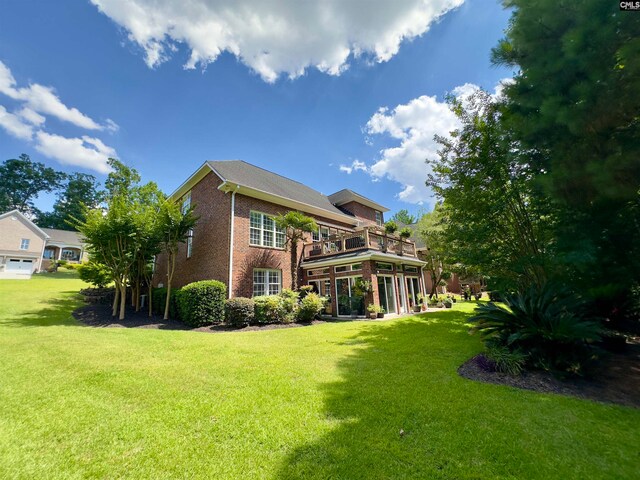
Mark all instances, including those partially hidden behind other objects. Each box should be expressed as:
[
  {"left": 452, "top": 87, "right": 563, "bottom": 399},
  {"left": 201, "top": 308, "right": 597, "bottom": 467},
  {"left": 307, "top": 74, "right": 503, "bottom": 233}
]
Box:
[{"left": 0, "top": 210, "right": 49, "bottom": 239}]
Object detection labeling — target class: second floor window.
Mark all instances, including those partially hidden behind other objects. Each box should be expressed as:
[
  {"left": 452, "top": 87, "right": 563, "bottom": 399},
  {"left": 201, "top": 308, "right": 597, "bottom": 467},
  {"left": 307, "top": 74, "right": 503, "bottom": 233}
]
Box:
[
  {"left": 375, "top": 211, "right": 383, "bottom": 226},
  {"left": 250, "top": 211, "right": 285, "bottom": 248},
  {"left": 181, "top": 191, "right": 191, "bottom": 214},
  {"left": 312, "top": 226, "right": 330, "bottom": 242},
  {"left": 20, "top": 238, "right": 30, "bottom": 250}
]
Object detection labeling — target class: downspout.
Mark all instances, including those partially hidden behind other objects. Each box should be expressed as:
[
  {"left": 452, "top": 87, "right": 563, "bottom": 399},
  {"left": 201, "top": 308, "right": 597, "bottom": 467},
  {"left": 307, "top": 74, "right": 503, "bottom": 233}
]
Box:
[{"left": 228, "top": 185, "right": 240, "bottom": 299}]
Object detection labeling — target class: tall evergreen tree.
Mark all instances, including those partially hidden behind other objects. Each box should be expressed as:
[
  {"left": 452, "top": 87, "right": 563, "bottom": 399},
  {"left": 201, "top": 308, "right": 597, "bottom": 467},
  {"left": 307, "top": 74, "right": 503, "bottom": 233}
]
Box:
[{"left": 493, "top": 0, "right": 640, "bottom": 316}]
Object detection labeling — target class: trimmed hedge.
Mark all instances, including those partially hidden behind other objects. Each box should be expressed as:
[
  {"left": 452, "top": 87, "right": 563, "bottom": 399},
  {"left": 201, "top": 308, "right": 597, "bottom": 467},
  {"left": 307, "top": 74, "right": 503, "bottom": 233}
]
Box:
[
  {"left": 225, "top": 297, "right": 255, "bottom": 327},
  {"left": 176, "top": 280, "right": 226, "bottom": 327}
]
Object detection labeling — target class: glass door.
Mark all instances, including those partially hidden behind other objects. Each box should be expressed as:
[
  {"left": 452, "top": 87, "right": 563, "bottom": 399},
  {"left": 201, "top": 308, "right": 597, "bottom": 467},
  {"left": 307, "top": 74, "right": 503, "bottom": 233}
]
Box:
[
  {"left": 335, "top": 277, "right": 364, "bottom": 316},
  {"left": 377, "top": 276, "right": 397, "bottom": 314}
]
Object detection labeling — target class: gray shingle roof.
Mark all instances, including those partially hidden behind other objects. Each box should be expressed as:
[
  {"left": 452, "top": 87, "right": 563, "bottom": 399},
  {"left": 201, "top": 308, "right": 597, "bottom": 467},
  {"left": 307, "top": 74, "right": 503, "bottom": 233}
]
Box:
[
  {"left": 41, "top": 228, "right": 84, "bottom": 246},
  {"left": 207, "top": 160, "right": 352, "bottom": 218}
]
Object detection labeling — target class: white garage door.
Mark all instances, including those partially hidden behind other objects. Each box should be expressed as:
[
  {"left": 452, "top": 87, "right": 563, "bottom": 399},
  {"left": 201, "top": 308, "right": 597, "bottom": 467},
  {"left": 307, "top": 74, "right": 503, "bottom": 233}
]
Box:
[{"left": 6, "top": 259, "right": 33, "bottom": 273}]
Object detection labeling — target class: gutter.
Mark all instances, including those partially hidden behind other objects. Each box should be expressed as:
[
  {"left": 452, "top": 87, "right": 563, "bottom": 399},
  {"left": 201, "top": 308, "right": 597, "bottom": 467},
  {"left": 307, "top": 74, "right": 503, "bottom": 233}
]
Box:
[{"left": 227, "top": 185, "right": 239, "bottom": 298}]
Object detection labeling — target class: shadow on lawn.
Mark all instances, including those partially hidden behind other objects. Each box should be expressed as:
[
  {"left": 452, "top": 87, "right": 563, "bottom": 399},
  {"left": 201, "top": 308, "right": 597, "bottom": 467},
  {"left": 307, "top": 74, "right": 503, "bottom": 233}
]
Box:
[
  {"left": 275, "top": 309, "right": 493, "bottom": 479},
  {"left": 3, "top": 292, "right": 81, "bottom": 327}
]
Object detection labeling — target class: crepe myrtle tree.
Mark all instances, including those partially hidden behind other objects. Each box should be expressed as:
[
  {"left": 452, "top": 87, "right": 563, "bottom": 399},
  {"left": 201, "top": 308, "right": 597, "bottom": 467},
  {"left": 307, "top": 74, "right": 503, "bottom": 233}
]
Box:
[
  {"left": 274, "top": 211, "right": 318, "bottom": 290},
  {"left": 158, "top": 200, "right": 198, "bottom": 320}
]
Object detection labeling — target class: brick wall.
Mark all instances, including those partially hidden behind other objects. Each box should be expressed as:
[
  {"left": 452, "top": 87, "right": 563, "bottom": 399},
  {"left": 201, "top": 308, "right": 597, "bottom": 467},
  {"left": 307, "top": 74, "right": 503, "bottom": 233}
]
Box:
[
  {"left": 231, "top": 195, "right": 354, "bottom": 297},
  {"left": 338, "top": 201, "right": 381, "bottom": 226},
  {"left": 154, "top": 171, "right": 231, "bottom": 289},
  {"left": 154, "top": 170, "right": 356, "bottom": 297}
]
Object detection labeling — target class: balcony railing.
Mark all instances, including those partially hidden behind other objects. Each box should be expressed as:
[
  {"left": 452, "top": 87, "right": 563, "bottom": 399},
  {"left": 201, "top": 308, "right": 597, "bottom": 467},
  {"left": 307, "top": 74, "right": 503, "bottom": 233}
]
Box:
[{"left": 302, "top": 226, "right": 418, "bottom": 260}]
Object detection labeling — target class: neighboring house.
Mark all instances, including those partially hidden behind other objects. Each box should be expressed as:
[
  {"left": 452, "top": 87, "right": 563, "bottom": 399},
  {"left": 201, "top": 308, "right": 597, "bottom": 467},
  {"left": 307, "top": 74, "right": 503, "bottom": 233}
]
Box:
[
  {"left": 153, "top": 160, "right": 428, "bottom": 317},
  {"left": 0, "top": 209, "right": 87, "bottom": 278},
  {"left": 40, "top": 228, "right": 87, "bottom": 271},
  {"left": 0, "top": 210, "right": 48, "bottom": 278}
]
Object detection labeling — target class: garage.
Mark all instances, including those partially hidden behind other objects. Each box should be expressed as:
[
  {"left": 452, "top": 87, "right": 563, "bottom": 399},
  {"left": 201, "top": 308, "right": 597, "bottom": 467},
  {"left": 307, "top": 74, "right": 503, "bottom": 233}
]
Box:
[{"left": 6, "top": 258, "right": 34, "bottom": 274}]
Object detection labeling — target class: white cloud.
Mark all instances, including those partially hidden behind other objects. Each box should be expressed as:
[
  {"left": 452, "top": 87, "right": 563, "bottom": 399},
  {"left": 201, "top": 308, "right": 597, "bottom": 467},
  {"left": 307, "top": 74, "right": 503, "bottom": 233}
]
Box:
[
  {"left": 17, "top": 107, "right": 46, "bottom": 126},
  {"left": 364, "top": 94, "right": 460, "bottom": 203},
  {"left": 0, "top": 105, "right": 34, "bottom": 140},
  {"left": 90, "top": 0, "right": 464, "bottom": 82},
  {"left": 356, "top": 80, "right": 512, "bottom": 204},
  {"left": 0, "top": 60, "right": 118, "bottom": 175},
  {"left": 34, "top": 132, "right": 115, "bottom": 174},
  {"left": 339, "top": 159, "right": 368, "bottom": 174},
  {"left": 0, "top": 60, "right": 113, "bottom": 130}
]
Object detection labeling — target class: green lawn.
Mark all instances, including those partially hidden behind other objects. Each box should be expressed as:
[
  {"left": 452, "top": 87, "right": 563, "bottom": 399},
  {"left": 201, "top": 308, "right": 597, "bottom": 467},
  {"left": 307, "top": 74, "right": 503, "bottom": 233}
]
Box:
[{"left": 0, "top": 272, "right": 637, "bottom": 479}]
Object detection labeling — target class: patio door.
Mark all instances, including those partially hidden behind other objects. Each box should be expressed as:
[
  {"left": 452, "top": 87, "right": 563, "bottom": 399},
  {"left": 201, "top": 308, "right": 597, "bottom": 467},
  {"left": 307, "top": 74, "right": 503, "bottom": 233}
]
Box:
[
  {"left": 335, "top": 277, "right": 364, "bottom": 316},
  {"left": 407, "top": 277, "right": 421, "bottom": 308},
  {"left": 377, "top": 276, "right": 397, "bottom": 314}
]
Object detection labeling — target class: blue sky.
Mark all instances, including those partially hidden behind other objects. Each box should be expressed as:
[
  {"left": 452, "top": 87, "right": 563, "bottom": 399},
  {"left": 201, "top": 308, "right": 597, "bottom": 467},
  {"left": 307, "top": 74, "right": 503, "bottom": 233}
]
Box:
[{"left": 0, "top": 0, "right": 513, "bottom": 216}]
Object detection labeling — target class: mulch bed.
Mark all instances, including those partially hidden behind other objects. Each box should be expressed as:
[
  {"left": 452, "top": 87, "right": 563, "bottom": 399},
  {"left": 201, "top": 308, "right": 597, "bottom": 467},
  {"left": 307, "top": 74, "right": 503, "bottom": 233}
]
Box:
[
  {"left": 458, "top": 343, "right": 640, "bottom": 409},
  {"left": 72, "top": 304, "right": 327, "bottom": 333}
]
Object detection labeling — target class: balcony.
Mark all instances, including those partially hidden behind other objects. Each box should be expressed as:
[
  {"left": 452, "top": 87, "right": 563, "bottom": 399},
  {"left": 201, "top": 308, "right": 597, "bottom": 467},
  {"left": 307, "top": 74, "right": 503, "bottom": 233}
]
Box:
[{"left": 302, "top": 226, "right": 417, "bottom": 261}]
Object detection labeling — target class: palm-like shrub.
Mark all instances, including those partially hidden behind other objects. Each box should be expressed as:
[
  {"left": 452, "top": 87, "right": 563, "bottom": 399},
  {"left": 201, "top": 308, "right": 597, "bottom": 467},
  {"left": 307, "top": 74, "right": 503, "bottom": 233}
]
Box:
[{"left": 470, "top": 284, "right": 603, "bottom": 376}]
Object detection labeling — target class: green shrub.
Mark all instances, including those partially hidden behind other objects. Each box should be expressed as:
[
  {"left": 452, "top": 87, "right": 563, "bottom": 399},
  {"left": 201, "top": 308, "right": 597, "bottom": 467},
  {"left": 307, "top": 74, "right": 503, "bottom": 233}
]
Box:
[
  {"left": 279, "top": 289, "right": 299, "bottom": 323},
  {"left": 152, "top": 287, "right": 181, "bottom": 319},
  {"left": 485, "top": 345, "right": 527, "bottom": 375},
  {"left": 77, "top": 262, "right": 111, "bottom": 288},
  {"left": 225, "top": 297, "right": 255, "bottom": 327},
  {"left": 470, "top": 283, "right": 603, "bottom": 376},
  {"left": 298, "top": 292, "right": 327, "bottom": 322},
  {"left": 176, "top": 280, "right": 226, "bottom": 327}
]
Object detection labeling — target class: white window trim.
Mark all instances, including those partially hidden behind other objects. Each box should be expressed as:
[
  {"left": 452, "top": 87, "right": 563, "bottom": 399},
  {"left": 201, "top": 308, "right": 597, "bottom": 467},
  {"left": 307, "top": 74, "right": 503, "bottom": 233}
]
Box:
[
  {"left": 249, "top": 211, "right": 286, "bottom": 249},
  {"left": 312, "top": 225, "right": 330, "bottom": 242},
  {"left": 186, "top": 229, "right": 193, "bottom": 258},
  {"left": 20, "top": 238, "right": 30, "bottom": 250},
  {"left": 253, "top": 268, "right": 282, "bottom": 297},
  {"left": 375, "top": 211, "right": 383, "bottom": 226}
]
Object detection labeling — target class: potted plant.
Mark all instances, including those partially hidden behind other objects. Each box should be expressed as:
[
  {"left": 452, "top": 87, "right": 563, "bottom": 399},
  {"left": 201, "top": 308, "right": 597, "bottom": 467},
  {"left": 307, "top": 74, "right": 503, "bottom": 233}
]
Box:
[
  {"left": 367, "top": 303, "right": 378, "bottom": 319},
  {"left": 399, "top": 227, "right": 412, "bottom": 240},
  {"left": 417, "top": 293, "right": 427, "bottom": 311},
  {"left": 377, "top": 306, "right": 385, "bottom": 318},
  {"left": 443, "top": 297, "right": 453, "bottom": 308},
  {"left": 384, "top": 221, "right": 398, "bottom": 235}
]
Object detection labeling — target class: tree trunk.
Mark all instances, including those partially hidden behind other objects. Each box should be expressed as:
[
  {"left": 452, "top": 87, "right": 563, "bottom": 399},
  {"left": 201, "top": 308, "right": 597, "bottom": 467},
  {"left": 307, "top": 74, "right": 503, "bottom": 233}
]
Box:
[
  {"left": 148, "top": 284, "right": 153, "bottom": 318},
  {"left": 119, "top": 282, "right": 127, "bottom": 320},
  {"left": 164, "top": 252, "right": 173, "bottom": 320},
  {"left": 290, "top": 243, "right": 298, "bottom": 290},
  {"left": 112, "top": 282, "right": 120, "bottom": 317}
]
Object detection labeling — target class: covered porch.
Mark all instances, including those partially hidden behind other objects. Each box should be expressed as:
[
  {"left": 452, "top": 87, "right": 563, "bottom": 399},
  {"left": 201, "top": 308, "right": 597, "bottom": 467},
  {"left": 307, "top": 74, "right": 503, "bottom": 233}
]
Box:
[{"left": 302, "top": 252, "right": 427, "bottom": 318}]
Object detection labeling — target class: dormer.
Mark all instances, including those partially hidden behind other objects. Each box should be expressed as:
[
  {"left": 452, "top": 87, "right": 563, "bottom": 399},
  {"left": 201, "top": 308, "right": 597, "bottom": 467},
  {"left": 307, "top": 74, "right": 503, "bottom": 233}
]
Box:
[{"left": 328, "top": 189, "right": 389, "bottom": 227}]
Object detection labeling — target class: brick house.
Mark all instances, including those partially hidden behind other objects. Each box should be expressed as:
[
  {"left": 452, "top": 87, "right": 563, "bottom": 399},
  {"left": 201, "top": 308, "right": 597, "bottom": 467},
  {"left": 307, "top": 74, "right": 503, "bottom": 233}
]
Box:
[{"left": 153, "top": 160, "right": 428, "bottom": 317}]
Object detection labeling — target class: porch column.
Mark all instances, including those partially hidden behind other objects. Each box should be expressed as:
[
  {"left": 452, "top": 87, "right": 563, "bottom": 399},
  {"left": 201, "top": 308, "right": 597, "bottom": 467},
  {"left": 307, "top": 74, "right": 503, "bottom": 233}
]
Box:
[{"left": 57, "top": 247, "right": 63, "bottom": 260}]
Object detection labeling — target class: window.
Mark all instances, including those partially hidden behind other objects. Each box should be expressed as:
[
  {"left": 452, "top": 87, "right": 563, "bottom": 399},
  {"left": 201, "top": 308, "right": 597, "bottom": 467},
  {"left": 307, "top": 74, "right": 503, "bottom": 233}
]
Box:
[
  {"left": 250, "top": 211, "right": 285, "bottom": 248},
  {"left": 307, "top": 267, "right": 329, "bottom": 277},
  {"left": 20, "top": 238, "right": 30, "bottom": 250},
  {"left": 186, "top": 229, "right": 193, "bottom": 258},
  {"left": 61, "top": 249, "right": 80, "bottom": 261},
  {"left": 334, "top": 263, "right": 362, "bottom": 273},
  {"left": 375, "top": 211, "right": 383, "bottom": 226},
  {"left": 376, "top": 262, "right": 393, "bottom": 271},
  {"left": 312, "top": 226, "right": 330, "bottom": 242},
  {"left": 181, "top": 191, "right": 191, "bottom": 214},
  {"left": 253, "top": 269, "right": 281, "bottom": 296},
  {"left": 404, "top": 265, "right": 418, "bottom": 273}
]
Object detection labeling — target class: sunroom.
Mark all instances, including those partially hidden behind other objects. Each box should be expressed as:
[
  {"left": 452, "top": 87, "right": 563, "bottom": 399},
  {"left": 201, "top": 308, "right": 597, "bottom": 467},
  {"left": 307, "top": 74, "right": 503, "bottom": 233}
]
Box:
[{"left": 301, "top": 251, "right": 427, "bottom": 318}]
